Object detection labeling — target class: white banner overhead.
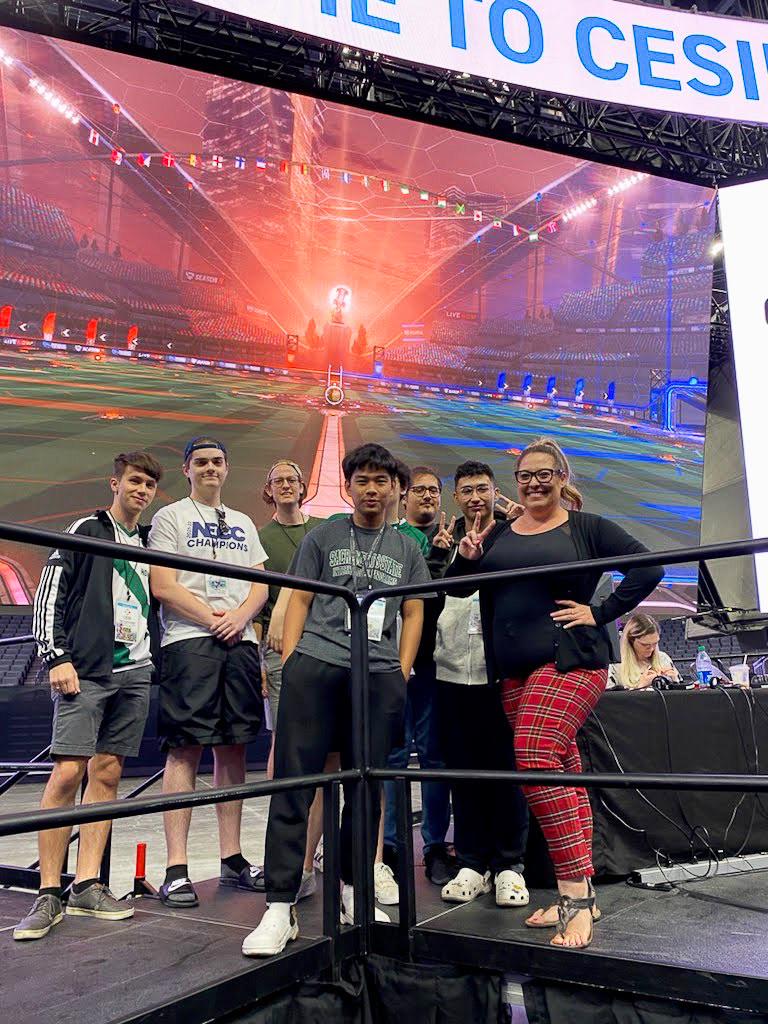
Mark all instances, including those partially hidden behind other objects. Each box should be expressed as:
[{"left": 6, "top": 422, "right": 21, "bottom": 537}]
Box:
[{"left": 197, "top": 0, "right": 768, "bottom": 125}]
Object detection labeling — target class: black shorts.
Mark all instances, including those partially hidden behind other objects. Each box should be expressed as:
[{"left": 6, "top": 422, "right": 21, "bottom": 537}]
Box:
[{"left": 158, "top": 637, "right": 263, "bottom": 750}]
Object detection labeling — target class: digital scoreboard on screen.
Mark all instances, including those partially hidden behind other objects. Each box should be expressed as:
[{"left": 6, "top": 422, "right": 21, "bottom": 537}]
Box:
[{"left": 719, "top": 181, "right": 768, "bottom": 611}]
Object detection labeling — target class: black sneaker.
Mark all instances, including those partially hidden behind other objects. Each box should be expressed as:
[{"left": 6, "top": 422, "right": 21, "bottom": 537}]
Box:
[
  {"left": 13, "top": 894, "right": 63, "bottom": 940},
  {"left": 159, "top": 876, "right": 199, "bottom": 908},
  {"left": 219, "top": 863, "right": 265, "bottom": 893},
  {"left": 424, "top": 845, "right": 457, "bottom": 886}
]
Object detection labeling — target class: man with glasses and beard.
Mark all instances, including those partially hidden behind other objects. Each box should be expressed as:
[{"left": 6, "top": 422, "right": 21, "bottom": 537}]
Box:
[{"left": 149, "top": 437, "right": 268, "bottom": 908}]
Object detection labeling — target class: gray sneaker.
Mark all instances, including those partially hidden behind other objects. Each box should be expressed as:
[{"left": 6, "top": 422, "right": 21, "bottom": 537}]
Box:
[
  {"left": 65, "top": 883, "right": 134, "bottom": 921},
  {"left": 13, "top": 894, "right": 64, "bottom": 940}
]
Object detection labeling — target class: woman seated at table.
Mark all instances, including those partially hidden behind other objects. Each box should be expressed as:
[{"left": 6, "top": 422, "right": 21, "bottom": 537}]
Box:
[{"left": 609, "top": 613, "right": 680, "bottom": 689}]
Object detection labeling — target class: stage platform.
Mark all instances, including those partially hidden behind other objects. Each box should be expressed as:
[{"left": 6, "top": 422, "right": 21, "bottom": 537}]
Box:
[{"left": 4, "top": 867, "right": 768, "bottom": 1021}]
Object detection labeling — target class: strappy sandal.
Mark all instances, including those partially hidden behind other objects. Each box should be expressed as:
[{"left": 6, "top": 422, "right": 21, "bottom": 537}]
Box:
[
  {"left": 550, "top": 888, "right": 596, "bottom": 949},
  {"left": 525, "top": 878, "right": 601, "bottom": 928}
]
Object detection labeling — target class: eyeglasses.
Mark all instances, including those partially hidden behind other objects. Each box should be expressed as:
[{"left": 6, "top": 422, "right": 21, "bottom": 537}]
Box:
[
  {"left": 514, "top": 469, "right": 563, "bottom": 485},
  {"left": 215, "top": 508, "right": 230, "bottom": 537},
  {"left": 270, "top": 475, "right": 300, "bottom": 487},
  {"left": 410, "top": 485, "right": 441, "bottom": 497},
  {"left": 457, "top": 484, "right": 491, "bottom": 497}
]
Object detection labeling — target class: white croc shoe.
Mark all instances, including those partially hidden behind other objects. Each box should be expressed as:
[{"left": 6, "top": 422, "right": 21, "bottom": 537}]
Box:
[
  {"left": 441, "top": 868, "right": 492, "bottom": 904},
  {"left": 495, "top": 870, "right": 530, "bottom": 907},
  {"left": 242, "top": 904, "right": 298, "bottom": 957}
]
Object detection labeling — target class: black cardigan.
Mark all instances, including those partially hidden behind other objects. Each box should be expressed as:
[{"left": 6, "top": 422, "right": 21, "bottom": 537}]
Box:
[{"left": 445, "top": 510, "right": 663, "bottom": 682}]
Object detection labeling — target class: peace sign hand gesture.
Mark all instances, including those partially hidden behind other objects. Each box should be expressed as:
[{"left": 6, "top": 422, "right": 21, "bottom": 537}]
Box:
[
  {"left": 458, "top": 513, "right": 495, "bottom": 560},
  {"left": 497, "top": 493, "right": 526, "bottom": 521},
  {"left": 433, "top": 512, "right": 457, "bottom": 550}
]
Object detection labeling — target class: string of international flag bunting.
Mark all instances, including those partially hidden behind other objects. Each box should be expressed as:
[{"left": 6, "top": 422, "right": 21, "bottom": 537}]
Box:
[
  {"left": 87, "top": 127, "right": 543, "bottom": 234},
  {"left": 19, "top": 60, "right": 650, "bottom": 241}
]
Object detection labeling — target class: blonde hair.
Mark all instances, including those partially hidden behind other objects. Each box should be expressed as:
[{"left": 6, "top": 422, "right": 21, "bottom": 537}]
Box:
[
  {"left": 516, "top": 438, "right": 583, "bottom": 511},
  {"left": 618, "top": 613, "right": 663, "bottom": 688},
  {"left": 262, "top": 460, "right": 307, "bottom": 506}
]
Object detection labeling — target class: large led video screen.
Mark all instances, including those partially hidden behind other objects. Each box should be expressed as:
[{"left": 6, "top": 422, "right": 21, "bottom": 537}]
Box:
[
  {"left": 0, "top": 26, "right": 715, "bottom": 602},
  {"left": 718, "top": 180, "right": 768, "bottom": 612}
]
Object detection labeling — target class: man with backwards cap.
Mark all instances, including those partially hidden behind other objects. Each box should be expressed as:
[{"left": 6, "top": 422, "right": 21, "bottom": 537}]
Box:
[{"left": 149, "top": 437, "right": 268, "bottom": 907}]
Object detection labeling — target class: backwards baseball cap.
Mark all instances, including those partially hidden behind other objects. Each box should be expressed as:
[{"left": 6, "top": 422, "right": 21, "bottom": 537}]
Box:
[{"left": 184, "top": 436, "right": 228, "bottom": 463}]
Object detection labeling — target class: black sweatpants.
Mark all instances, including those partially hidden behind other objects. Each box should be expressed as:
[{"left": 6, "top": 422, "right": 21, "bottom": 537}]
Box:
[
  {"left": 438, "top": 680, "right": 529, "bottom": 875},
  {"left": 265, "top": 651, "right": 406, "bottom": 902}
]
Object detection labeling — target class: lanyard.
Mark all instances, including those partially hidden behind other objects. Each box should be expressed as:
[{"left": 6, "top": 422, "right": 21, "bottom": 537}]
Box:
[
  {"left": 348, "top": 518, "right": 387, "bottom": 594},
  {"left": 189, "top": 496, "right": 225, "bottom": 560},
  {"left": 107, "top": 512, "right": 141, "bottom": 592},
  {"left": 274, "top": 516, "right": 310, "bottom": 551}
]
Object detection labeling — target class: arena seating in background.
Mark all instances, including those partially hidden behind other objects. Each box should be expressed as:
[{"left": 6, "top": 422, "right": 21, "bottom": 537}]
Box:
[
  {"left": 77, "top": 251, "right": 176, "bottom": 289},
  {"left": 642, "top": 229, "right": 712, "bottom": 271},
  {"left": 0, "top": 185, "right": 77, "bottom": 254},
  {"left": 658, "top": 618, "right": 744, "bottom": 672},
  {"left": 0, "top": 614, "right": 36, "bottom": 687},
  {"left": 180, "top": 282, "right": 238, "bottom": 314}
]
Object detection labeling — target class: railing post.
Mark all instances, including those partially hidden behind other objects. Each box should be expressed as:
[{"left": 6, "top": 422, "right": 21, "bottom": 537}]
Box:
[
  {"left": 348, "top": 597, "right": 372, "bottom": 951},
  {"left": 322, "top": 778, "right": 342, "bottom": 979},
  {"left": 395, "top": 774, "right": 416, "bottom": 956}
]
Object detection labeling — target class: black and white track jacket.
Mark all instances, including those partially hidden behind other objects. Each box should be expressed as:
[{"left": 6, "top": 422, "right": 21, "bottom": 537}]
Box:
[{"left": 33, "top": 509, "right": 157, "bottom": 684}]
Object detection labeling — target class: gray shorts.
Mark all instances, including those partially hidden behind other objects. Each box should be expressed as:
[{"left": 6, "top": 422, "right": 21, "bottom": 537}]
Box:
[
  {"left": 51, "top": 664, "right": 152, "bottom": 759},
  {"left": 263, "top": 647, "right": 283, "bottom": 729}
]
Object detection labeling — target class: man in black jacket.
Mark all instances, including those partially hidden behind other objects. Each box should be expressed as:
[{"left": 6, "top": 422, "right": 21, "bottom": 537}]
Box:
[{"left": 14, "top": 451, "right": 163, "bottom": 942}]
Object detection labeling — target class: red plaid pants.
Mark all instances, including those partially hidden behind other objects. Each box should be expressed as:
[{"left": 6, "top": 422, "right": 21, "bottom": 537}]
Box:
[{"left": 502, "top": 663, "right": 607, "bottom": 880}]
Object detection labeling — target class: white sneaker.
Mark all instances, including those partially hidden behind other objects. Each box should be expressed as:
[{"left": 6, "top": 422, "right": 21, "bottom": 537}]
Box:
[
  {"left": 297, "top": 869, "right": 317, "bottom": 901},
  {"left": 313, "top": 836, "right": 324, "bottom": 874},
  {"left": 241, "top": 903, "right": 298, "bottom": 957},
  {"left": 441, "top": 868, "right": 492, "bottom": 904},
  {"left": 340, "top": 883, "right": 391, "bottom": 924},
  {"left": 373, "top": 862, "right": 400, "bottom": 906},
  {"left": 495, "top": 870, "right": 530, "bottom": 907}
]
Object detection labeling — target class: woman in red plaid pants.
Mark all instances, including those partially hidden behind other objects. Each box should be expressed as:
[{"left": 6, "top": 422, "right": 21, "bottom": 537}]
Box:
[{"left": 448, "top": 439, "right": 663, "bottom": 948}]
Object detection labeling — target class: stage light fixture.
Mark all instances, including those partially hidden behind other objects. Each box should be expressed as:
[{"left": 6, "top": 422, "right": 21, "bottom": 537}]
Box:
[{"left": 710, "top": 239, "right": 724, "bottom": 257}]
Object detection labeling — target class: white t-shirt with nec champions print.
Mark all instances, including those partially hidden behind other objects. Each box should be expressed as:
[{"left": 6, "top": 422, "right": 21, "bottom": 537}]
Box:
[{"left": 148, "top": 497, "right": 268, "bottom": 647}]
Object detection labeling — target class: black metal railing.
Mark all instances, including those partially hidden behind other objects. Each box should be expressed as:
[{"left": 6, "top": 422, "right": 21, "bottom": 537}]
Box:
[{"left": 2, "top": 519, "right": 768, "bottom": 977}]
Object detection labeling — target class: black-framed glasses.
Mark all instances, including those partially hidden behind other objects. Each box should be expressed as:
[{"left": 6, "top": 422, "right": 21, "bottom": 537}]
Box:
[
  {"left": 410, "top": 485, "right": 441, "bottom": 497},
  {"left": 514, "top": 468, "right": 563, "bottom": 485},
  {"left": 215, "top": 508, "right": 230, "bottom": 537}
]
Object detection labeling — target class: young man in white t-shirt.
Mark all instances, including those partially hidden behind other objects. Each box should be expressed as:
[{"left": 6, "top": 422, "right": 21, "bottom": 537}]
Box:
[{"left": 149, "top": 437, "right": 268, "bottom": 907}]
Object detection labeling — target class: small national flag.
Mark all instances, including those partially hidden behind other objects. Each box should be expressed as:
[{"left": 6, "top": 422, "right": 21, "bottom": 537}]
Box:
[
  {"left": 280, "top": 161, "right": 290, "bottom": 173},
  {"left": 473, "top": 210, "right": 483, "bottom": 223},
  {"left": 493, "top": 219, "right": 503, "bottom": 229},
  {"left": 455, "top": 204, "right": 466, "bottom": 216},
  {"left": 138, "top": 153, "right": 151, "bottom": 168},
  {"left": 400, "top": 185, "right": 410, "bottom": 195},
  {"left": 361, "top": 175, "right": 370, "bottom": 187},
  {"left": 420, "top": 191, "right": 429, "bottom": 202},
  {"left": 111, "top": 149, "right": 123, "bottom": 165},
  {"left": 211, "top": 154, "right": 223, "bottom": 169},
  {"left": 189, "top": 154, "right": 198, "bottom": 167},
  {"left": 511, "top": 224, "right": 521, "bottom": 236},
  {"left": 382, "top": 180, "right": 391, "bottom": 192},
  {"left": 437, "top": 197, "right": 447, "bottom": 209},
  {"left": 546, "top": 219, "right": 559, "bottom": 234},
  {"left": 163, "top": 153, "right": 175, "bottom": 168},
  {"left": 321, "top": 167, "right": 331, "bottom": 180},
  {"left": 341, "top": 172, "right": 351, "bottom": 184},
  {"left": 88, "top": 129, "right": 99, "bottom": 146},
  {"left": 239, "top": 157, "right": 250, "bottom": 170},
  {"left": 300, "top": 164, "right": 309, "bottom": 176}
]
